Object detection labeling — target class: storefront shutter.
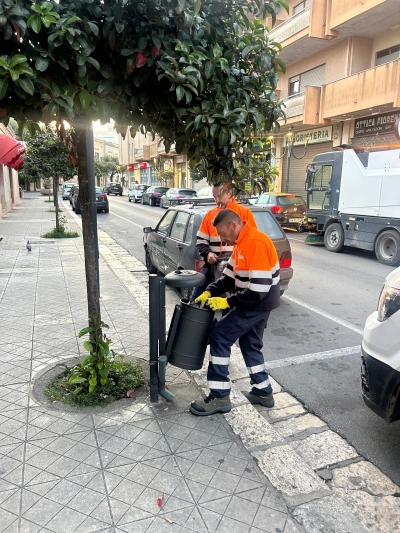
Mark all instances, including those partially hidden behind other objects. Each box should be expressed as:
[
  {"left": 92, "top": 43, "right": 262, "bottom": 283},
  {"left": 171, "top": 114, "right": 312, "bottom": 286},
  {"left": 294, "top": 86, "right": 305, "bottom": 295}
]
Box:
[{"left": 281, "top": 141, "right": 333, "bottom": 199}]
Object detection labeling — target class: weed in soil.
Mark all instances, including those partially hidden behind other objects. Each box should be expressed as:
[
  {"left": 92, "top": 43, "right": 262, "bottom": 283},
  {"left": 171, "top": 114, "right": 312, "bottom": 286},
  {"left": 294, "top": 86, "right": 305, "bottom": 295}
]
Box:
[{"left": 45, "top": 360, "right": 145, "bottom": 407}]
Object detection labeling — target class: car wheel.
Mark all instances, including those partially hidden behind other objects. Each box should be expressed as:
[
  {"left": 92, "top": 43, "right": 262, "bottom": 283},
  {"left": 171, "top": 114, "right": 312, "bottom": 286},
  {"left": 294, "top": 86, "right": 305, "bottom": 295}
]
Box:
[
  {"left": 72, "top": 203, "right": 75, "bottom": 211},
  {"left": 324, "top": 223, "right": 344, "bottom": 253},
  {"left": 75, "top": 204, "right": 81, "bottom": 215},
  {"left": 145, "top": 249, "right": 157, "bottom": 274},
  {"left": 119, "top": 193, "right": 122, "bottom": 196},
  {"left": 181, "top": 287, "right": 192, "bottom": 300},
  {"left": 107, "top": 192, "right": 109, "bottom": 195},
  {"left": 375, "top": 230, "right": 400, "bottom": 266},
  {"left": 104, "top": 208, "right": 109, "bottom": 213},
  {"left": 280, "top": 290, "right": 285, "bottom": 297},
  {"left": 128, "top": 196, "right": 131, "bottom": 202},
  {"left": 141, "top": 197, "right": 145, "bottom": 204},
  {"left": 149, "top": 197, "right": 155, "bottom": 207}
]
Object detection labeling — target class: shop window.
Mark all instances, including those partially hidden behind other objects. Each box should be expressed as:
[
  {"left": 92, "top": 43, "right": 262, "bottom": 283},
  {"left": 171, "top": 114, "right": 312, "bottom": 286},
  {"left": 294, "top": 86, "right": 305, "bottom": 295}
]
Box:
[
  {"left": 293, "top": 0, "right": 310, "bottom": 15},
  {"left": 376, "top": 44, "right": 400, "bottom": 66}
]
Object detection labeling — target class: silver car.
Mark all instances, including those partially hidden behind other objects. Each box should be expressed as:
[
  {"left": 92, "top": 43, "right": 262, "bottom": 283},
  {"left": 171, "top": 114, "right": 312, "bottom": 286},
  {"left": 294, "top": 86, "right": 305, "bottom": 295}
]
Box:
[
  {"left": 160, "top": 188, "right": 197, "bottom": 209},
  {"left": 128, "top": 184, "right": 149, "bottom": 203},
  {"left": 143, "top": 202, "right": 293, "bottom": 298}
]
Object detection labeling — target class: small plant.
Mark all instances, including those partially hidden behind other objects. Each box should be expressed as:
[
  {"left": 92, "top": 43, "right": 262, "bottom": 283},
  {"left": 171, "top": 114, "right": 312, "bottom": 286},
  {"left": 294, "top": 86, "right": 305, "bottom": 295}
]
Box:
[
  {"left": 69, "top": 319, "right": 124, "bottom": 394},
  {"left": 47, "top": 208, "right": 63, "bottom": 213},
  {"left": 42, "top": 215, "right": 78, "bottom": 238}
]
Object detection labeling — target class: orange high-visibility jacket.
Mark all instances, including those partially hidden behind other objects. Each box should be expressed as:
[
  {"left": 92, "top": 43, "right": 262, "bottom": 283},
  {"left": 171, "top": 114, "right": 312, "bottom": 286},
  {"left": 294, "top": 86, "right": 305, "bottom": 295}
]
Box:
[
  {"left": 207, "top": 222, "right": 280, "bottom": 311},
  {"left": 196, "top": 199, "right": 256, "bottom": 261}
]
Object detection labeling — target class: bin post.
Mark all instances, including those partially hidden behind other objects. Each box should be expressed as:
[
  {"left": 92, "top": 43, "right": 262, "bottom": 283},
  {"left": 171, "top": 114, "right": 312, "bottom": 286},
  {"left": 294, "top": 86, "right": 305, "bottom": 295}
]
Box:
[{"left": 149, "top": 274, "right": 159, "bottom": 402}]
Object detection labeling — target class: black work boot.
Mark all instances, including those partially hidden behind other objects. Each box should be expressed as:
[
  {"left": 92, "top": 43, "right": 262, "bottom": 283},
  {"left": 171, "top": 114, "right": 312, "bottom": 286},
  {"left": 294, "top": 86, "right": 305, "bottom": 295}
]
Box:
[
  {"left": 190, "top": 394, "right": 231, "bottom": 416},
  {"left": 243, "top": 391, "right": 275, "bottom": 408}
]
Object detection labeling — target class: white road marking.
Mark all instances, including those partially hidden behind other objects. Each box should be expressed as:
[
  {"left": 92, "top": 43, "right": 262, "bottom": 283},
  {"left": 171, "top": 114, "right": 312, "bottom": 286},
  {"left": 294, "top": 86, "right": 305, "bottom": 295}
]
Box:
[
  {"left": 110, "top": 212, "right": 144, "bottom": 228},
  {"left": 266, "top": 345, "right": 360, "bottom": 369},
  {"left": 282, "top": 294, "right": 364, "bottom": 335}
]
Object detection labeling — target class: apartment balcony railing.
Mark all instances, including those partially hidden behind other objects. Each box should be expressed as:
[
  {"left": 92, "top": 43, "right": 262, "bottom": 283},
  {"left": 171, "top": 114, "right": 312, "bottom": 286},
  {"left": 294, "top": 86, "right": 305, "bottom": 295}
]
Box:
[
  {"left": 282, "top": 92, "right": 305, "bottom": 119},
  {"left": 322, "top": 59, "right": 400, "bottom": 119},
  {"left": 268, "top": 7, "right": 310, "bottom": 44}
]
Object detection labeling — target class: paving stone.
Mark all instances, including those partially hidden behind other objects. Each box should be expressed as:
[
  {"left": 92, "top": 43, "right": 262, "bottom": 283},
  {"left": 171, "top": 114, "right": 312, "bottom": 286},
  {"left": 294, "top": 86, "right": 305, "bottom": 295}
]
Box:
[
  {"left": 291, "top": 430, "right": 359, "bottom": 470},
  {"left": 267, "top": 405, "right": 306, "bottom": 421},
  {"left": 293, "top": 494, "right": 369, "bottom": 533},
  {"left": 272, "top": 413, "right": 326, "bottom": 438}
]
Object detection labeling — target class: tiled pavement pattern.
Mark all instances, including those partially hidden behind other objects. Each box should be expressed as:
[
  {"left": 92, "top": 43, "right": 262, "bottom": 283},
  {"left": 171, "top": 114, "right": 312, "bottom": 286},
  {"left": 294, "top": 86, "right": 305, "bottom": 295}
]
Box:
[{"left": 0, "top": 194, "right": 296, "bottom": 533}]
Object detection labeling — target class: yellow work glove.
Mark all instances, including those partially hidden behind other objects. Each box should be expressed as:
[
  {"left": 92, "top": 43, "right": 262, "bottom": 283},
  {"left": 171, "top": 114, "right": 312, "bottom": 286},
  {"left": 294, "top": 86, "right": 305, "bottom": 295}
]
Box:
[
  {"left": 195, "top": 291, "right": 211, "bottom": 307},
  {"left": 207, "top": 297, "right": 230, "bottom": 311}
]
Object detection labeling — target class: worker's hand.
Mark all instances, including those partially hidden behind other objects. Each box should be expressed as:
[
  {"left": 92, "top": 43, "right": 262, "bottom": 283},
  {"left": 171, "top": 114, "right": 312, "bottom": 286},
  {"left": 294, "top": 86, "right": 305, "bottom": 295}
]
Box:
[
  {"left": 207, "top": 297, "right": 230, "bottom": 311},
  {"left": 195, "top": 291, "right": 211, "bottom": 307},
  {"left": 207, "top": 252, "right": 218, "bottom": 265}
]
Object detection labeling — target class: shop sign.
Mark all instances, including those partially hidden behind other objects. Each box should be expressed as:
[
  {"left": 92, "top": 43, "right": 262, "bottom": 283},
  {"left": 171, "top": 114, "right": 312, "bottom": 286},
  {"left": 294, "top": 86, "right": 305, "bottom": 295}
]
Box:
[
  {"left": 292, "top": 126, "right": 332, "bottom": 145},
  {"left": 354, "top": 111, "right": 400, "bottom": 138}
]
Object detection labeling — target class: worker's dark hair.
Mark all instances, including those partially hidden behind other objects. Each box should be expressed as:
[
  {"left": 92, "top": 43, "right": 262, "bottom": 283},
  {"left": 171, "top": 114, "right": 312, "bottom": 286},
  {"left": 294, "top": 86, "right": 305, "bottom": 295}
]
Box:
[{"left": 212, "top": 209, "right": 241, "bottom": 227}]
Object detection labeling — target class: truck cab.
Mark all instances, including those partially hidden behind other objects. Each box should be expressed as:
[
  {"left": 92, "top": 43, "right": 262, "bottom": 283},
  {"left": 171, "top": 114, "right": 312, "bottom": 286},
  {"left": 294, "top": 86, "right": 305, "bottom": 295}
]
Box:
[{"left": 305, "top": 148, "right": 400, "bottom": 267}]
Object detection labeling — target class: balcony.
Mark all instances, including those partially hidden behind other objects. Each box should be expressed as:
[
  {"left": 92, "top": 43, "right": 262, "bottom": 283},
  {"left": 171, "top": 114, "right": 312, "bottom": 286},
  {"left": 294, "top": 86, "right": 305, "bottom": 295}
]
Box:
[
  {"left": 268, "top": 7, "right": 310, "bottom": 45},
  {"left": 280, "top": 86, "right": 322, "bottom": 126},
  {"left": 321, "top": 59, "right": 400, "bottom": 120},
  {"left": 330, "top": 0, "right": 399, "bottom": 33}
]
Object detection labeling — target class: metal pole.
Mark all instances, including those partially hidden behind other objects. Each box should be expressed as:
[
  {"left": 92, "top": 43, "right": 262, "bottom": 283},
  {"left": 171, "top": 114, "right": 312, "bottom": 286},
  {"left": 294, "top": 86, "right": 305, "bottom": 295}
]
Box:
[
  {"left": 158, "top": 277, "right": 166, "bottom": 356},
  {"left": 149, "top": 274, "right": 159, "bottom": 402},
  {"left": 285, "top": 145, "right": 291, "bottom": 193},
  {"left": 86, "top": 124, "right": 100, "bottom": 294}
]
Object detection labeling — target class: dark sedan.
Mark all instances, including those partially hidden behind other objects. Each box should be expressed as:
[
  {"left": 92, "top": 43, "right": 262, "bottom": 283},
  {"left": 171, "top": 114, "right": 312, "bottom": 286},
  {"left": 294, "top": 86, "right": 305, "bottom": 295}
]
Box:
[
  {"left": 160, "top": 188, "right": 197, "bottom": 208},
  {"left": 255, "top": 193, "right": 306, "bottom": 231},
  {"left": 141, "top": 186, "right": 169, "bottom": 206},
  {"left": 72, "top": 187, "right": 109, "bottom": 214}
]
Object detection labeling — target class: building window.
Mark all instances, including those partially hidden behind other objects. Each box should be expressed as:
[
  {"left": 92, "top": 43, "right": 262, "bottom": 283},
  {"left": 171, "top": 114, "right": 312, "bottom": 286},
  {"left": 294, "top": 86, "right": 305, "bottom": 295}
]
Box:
[
  {"left": 95, "top": 152, "right": 99, "bottom": 160},
  {"left": 293, "top": 0, "right": 310, "bottom": 15},
  {"left": 376, "top": 44, "right": 400, "bottom": 66},
  {"left": 289, "top": 75, "right": 300, "bottom": 96}
]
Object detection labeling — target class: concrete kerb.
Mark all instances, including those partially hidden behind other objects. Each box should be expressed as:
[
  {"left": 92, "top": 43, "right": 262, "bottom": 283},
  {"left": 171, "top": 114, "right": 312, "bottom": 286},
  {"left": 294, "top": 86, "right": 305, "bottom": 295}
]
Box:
[{"left": 71, "top": 210, "right": 373, "bottom": 533}]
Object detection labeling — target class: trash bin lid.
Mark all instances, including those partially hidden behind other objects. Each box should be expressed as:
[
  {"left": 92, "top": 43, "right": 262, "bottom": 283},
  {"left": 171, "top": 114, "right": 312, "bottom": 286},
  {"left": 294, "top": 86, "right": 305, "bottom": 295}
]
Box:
[{"left": 165, "top": 270, "right": 206, "bottom": 288}]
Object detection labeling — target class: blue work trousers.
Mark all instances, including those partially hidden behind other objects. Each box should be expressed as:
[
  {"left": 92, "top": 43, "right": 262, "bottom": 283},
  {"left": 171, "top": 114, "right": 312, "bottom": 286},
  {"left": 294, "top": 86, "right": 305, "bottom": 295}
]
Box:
[
  {"left": 191, "top": 264, "right": 212, "bottom": 300},
  {"left": 207, "top": 309, "right": 272, "bottom": 398}
]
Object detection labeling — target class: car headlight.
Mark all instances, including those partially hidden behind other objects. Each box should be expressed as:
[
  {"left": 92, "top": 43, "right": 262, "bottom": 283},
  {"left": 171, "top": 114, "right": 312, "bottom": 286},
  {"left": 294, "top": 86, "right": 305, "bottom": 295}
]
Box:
[{"left": 377, "top": 284, "right": 400, "bottom": 322}]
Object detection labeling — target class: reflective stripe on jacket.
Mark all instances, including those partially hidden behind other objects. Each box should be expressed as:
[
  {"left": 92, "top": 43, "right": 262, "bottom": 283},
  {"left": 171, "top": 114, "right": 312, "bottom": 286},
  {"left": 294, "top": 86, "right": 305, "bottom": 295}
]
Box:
[{"left": 207, "top": 222, "right": 280, "bottom": 312}]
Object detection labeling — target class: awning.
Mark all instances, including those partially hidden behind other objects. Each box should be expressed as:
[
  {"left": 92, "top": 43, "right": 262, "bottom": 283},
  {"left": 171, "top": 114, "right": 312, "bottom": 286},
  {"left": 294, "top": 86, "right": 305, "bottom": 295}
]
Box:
[{"left": 0, "top": 134, "right": 25, "bottom": 170}]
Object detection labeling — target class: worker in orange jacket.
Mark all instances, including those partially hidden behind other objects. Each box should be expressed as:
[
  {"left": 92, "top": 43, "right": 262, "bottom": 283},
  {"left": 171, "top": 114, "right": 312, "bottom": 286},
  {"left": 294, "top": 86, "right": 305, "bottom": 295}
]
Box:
[
  {"left": 190, "top": 209, "right": 280, "bottom": 416},
  {"left": 192, "top": 182, "right": 256, "bottom": 300}
]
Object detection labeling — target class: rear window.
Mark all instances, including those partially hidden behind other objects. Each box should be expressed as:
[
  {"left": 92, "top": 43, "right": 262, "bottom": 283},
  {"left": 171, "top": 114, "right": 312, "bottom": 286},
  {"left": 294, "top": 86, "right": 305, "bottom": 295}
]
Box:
[
  {"left": 63, "top": 184, "right": 74, "bottom": 189},
  {"left": 277, "top": 196, "right": 305, "bottom": 206},
  {"left": 179, "top": 189, "right": 196, "bottom": 195},
  {"left": 109, "top": 182, "right": 121, "bottom": 186},
  {"left": 138, "top": 185, "right": 147, "bottom": 191},
  {"left": 155, "top": 187, "right": 169, "bottom": 192},
  {"left": 95, "top": 187, "right": 103, "bottom": 193},
  {"left": 253, "top": 211, "right": 285, "bottom": 240}
]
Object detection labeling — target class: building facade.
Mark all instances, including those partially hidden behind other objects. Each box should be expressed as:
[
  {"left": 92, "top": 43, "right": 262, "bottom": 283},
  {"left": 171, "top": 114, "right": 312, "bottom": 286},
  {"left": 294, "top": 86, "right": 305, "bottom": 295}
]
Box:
[
  {"left": 265, "top": 0, "right": 400, "bottom": 197},
  {"left": 0, "top": 124, "right": 21, "bottom": 218}
]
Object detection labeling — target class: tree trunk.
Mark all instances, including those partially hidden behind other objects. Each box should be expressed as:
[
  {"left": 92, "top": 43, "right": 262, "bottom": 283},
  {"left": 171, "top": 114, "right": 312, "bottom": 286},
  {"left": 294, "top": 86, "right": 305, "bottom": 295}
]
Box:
[
  {"left": 54, "top": 176, "right": 59, "bottom": 231},
  {"left": 73, "top": 126, "right": 101, "bottom": 328}
]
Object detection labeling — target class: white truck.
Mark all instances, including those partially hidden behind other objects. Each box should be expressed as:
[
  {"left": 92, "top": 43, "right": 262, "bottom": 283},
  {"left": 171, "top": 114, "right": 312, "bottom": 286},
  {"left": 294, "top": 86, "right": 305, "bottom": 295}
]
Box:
[{"left": 305, "top": 148, "right": 400, "bottom": 266}]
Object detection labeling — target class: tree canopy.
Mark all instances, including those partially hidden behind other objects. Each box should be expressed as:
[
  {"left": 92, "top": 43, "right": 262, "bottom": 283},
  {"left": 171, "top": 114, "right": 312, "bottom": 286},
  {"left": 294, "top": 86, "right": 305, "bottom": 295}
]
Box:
[
  {"left": 0, "top": 0, "right": 287, "bottom": 183},
  {"left": 94, "top": 154, "right": 119, "bottom": 182}
]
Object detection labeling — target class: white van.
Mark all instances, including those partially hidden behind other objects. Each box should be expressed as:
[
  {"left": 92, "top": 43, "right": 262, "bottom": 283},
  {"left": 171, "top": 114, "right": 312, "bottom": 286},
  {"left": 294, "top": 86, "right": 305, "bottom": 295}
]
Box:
[{"left": 361, "top": 267, "right": 400, "bottom": 422}]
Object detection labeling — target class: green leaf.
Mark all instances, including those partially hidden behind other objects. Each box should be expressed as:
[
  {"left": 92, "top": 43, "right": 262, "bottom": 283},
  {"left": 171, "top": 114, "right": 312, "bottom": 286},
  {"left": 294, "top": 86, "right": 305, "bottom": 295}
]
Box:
[
  {"left": 83, "top": 340, "right": 93, "bottom": 352},
  {"left": 47, "top": 100, "right": 58, "bottom": 117},
  {"left": 28, "top": 14, "right": 41, "bottom": 33},
  {"left": 152, "top": 35, "right": 161, "bottom": 48},
  {"left": 277, "top": 0, "right": 290, "bottom": 13},
  {"left": 210, "top": 123, "right": 219, "bottom": 138},
  {"left": 273, "top": 58, "right": 286, "bottom": 74},
  {"left": 35, "top": 57, "right": 49, "bottom": 72},
  {"left": 176, "top": 85, "right": 184, "bottom": 103},
  {"left": 9, "top": 54, "right": 28, "bottom": 69},
  {"left": 241, "top": 44, "right": 255, "bottom": 59},
  {"left": 138, "top": 36, "right": 147, "bottom": 49},
  {"left": 17, "top": 77, "right": 34, "bottom": 95},
  {"left": 57, "top": 60, "right": 69, "bottom": 70},
  {"left": 204, "top": 62, "right": 213, "bottom": 79},
  {"left": 194, "top": 114, "right": 202, "bottom": 130},
  {"left": 120, "top": 48, "right": 134, "bottom": 56},
  {"left": 86, "top": 57, "right": 100, "bottom": 70},
  {"left": 165, "top": 55, "right": 178, "bottom": 68},
  {"left": 193, "top": 0, "right": 202, "bottom": 15},
  {"left": 218, "top": 129, "right": 228, "bottom": 149},
  {"left": 88, "top": 22, "right": 99, "bottom": 36},
  {"left": 64, "top": 16, "right": 82, "bottom": 27},
  {"left": 69, "top": 376, "right": 87, "bottom": 384},
  {"left": 0, "top": 77, "right": 8, "bottom": 100}
]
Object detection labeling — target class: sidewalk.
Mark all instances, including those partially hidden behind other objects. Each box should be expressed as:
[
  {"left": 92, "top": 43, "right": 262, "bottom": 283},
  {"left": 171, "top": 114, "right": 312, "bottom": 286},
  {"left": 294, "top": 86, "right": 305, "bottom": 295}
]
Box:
[{"left": 0, "top": 194, "right": 379, "bottom": 533}]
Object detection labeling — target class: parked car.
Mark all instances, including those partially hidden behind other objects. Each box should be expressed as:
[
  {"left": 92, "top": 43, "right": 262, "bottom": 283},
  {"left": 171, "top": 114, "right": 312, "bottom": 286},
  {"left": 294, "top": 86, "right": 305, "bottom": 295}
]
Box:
[
  {"left": 141, "top": 186, "right": 169, "bottom": 206},
  {"left": 143, "top": 202, "right": 293, "bottom": 298},
  {"left": 160, "top": 188, "right": 197, "bottom": 208},
  {"left": 128, "top": 184, "right": 149, "bottom": 203},
  {"left": 255, "top": 193, "right": 306, "bottom": 231},
  {"left": 361, "top": 267, "right": 400, "bottom": 423},
  {"left": 62, "top": 182, "right": 76, "bottom": 200},
  {"left": 72, "top": 187, "right": 109, "bottom": 214},
  {"left": 71, "top": 186, "right": 80, "bottom": 212},
  {"left": 104, "top": 182, "right": 123, "bottom": 196},
  {"left": 68, "top": 184, "right": 79, "bottom": 205},
  {"left": 195, "top": 186, "right": 213, "bottom": 198}
]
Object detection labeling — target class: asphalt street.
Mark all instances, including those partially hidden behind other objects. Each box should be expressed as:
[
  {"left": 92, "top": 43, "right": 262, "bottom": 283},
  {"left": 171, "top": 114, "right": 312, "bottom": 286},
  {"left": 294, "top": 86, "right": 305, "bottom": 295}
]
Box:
[{"left": 67, "top": 194, "right": 400, "bottom": 486}]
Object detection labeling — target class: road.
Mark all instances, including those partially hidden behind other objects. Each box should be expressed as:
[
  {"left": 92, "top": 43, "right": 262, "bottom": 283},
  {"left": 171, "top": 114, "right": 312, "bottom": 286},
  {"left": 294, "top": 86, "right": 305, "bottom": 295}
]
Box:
[{"left": 73, "top": 194, "right": 400, "bottom": 486}]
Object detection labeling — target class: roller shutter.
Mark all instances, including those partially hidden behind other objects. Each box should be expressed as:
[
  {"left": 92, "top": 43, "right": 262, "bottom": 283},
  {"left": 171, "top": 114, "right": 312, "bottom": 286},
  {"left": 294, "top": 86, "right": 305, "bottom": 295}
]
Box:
[{"left": 281, "top": 141, "right": 333, "bottom": 199}]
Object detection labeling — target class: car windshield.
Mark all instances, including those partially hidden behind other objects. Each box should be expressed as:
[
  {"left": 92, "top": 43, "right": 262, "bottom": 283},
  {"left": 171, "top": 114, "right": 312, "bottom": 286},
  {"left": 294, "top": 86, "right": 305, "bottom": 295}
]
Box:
[
  {"left": 277, "top": 196, "right": 305, "bottom": 206},
  {"left": 257, "top": 195, "right": 269, "bottom": 204},
  {"left": 64, "top": 184, "right": 73, "bottom": 189},
  {"left": 253, "top": 211, "right": 285, "bottom": 240}
]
